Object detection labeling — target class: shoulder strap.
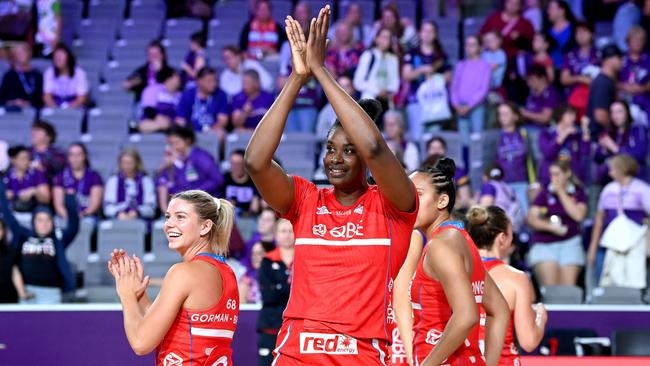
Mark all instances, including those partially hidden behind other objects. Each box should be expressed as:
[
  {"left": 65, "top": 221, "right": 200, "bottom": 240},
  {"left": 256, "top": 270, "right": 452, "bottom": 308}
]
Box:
[
  {"left": 365, "top": 51, "right": 376, "bottom": 81},
  {"left": 519, "top": 128, "right": 537, "bottom": 184}
]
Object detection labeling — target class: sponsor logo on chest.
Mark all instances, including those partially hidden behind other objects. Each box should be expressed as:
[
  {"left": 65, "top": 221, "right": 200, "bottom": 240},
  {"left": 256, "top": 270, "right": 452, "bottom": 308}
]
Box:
[{"left": 299, "top": 332, "right": 359, "bottom": 355}]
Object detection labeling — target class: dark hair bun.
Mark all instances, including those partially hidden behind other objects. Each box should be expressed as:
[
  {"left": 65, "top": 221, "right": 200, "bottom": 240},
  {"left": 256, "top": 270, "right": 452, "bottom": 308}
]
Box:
[
  {"left": 358, "top": 99, "right": 383, "bottom": 122},
  {"left": 435, "top": 157, "right": 456, "bottom": 181},
  {"left": 467, "top": 205, "right": 489, "bottom": 226}
]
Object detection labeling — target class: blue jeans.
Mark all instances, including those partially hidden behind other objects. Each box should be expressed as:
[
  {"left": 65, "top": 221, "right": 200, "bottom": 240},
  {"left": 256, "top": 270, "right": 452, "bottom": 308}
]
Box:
[
  {"left": 457, "top": 104, "right": 485, "bottom": 146},
  {"left": 508, "top": 182, "right": 530, "bottom": 217},
  {"left": 21, "top": 285, "right": 62, "bottom": 304},
  {"left": 286, "top": 108, "right": 318, "bottom": 133}
]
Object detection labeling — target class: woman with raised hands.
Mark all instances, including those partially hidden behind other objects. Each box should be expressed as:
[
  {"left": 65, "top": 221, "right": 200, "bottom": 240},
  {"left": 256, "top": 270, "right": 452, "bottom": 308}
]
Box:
[
  {"left": 108, "top": 190, "right": 239, "bottom": 365},
  {"left": 245, "top": 6, "right": 417, "bottom": 365}
]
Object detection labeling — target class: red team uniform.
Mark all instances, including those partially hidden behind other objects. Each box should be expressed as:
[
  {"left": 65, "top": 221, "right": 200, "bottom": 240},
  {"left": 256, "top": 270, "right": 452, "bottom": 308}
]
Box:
[
  {"left": 273, "top": 176, "right": 418, "bottom": 366},
  {"left": 478, "top": 258, "right": 519, "bottom": 366},
  {"left": 410, "top": 223, "right": 487, "bottom": 366},
  {"left": 156, "top": 253, "right": 240, "bottom": 366}
]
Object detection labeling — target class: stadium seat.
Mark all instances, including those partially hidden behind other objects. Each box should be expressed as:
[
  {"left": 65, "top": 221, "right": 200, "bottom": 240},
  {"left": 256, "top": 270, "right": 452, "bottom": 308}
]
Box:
[
  {"left": 540, "top": 285, "right": 584, "bottom": 304},
  {"left": 275, "top": 133, "right": 317, "bottom": 177},
  {"left": 612, "top": 330, "right": 650, "bottom": 356},
  {"left": 84, "top": 262, "right": 115, "bottom": 286},
  {"left": 0, "top": 108, "right": 36, "bottom": 146},
  {"left": 96, "top": 219, "right": 147, "bottom": 261},
  {"left": 468, "top": 129, "right": 500, "bottom": 192},
  {"left": 196, "top": 132, "right": 221, "bottom": 164},
  {"left": 122, "top": 134, "right": 167, "bottom": 176},
  {"left": 40, "top": 108, "right": 84, "bottom": 143},
  {"left": 224, "top": 132, "right": 254, "bottom": 162},
  {"left": 85, "top": 137, "right": 122, "bottom": 180},
  {"left": 84, "top": 285, "right": 120, "bottom": 303},
  {"left": 590, "top": 287, "right": 644, "bottom": 305}
]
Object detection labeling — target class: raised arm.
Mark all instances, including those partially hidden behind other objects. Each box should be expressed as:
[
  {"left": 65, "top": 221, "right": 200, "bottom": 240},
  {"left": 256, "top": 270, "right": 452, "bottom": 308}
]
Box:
[
  {"left": 307, "top": 6, "right": 416, "bottom": 212},
  {"left": 393, "top": 230, "right": 425, "bottom": 365},
  {"left": 481, "top": 273, "right": 510, "bottom": 366},
  {"left": 61, "top": 193, "right": 80, "bottom": 246},
  {"left": 244, "top": 17, "right": 310, "bottom": 215}
]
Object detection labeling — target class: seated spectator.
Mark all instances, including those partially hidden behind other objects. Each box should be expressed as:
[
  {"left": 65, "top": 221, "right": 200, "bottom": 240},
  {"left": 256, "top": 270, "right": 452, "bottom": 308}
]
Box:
[
  {"left": 220, "top": 45, "right": 274, "bottom": 99},
  {"left": 0, "top": 179, "right": 79, "bottom": 304},
  {"left": 257, "top": 218, "right": 294, "bottom": 366},
  {"left": 0, "top": 217, "right": 30, "bottom": 303},
  {"left": 0, "top": 42, "right": 43, "bottom": 110},
  {"left": 619, "top": 26, "right": 650, "bottom": 119},
  {"left": 587, "top": 44, "right": 623, "bottom": 139},
  {"left": 496, "top": 102, "right": 537, "bottom": 212},
  {"left": 43, "top": 43, "right": 88, "bottom": 109},
  {"left": 325, "top": 22, "right": 365, "bottom": 79},
  {"left": 588, "top": 154, "right": 650, "bottom": 287},
  {"left": 30, "top": 120, "right": 66, "bottom": 182},
  {"left": 538, "top": 105, "right": 591, "bottom": 185},
  {"left": 231, "top": 70, "right": 274, "bottom": 132},
  {"left": 4, "top": 146, "right": 50, "bottom": 212},
  {"left": 34, "top": 0, "right": 61, "bottom": 57},
  {"left": 451, "top": 35, "right": 491, "bottom": 146},
  {"left": 175, "top": 67, "right": 229, "bottom": 137},
  {"left": 546, "top": 0, "right": 576, "bottom": 68},
  {"left": 370, "top": 4, "right": 417, "bottom": 51},
  {"left": 521, "top": 66, "right": 562, "bottom": 128},
  {"left": 180, "top": 32, "right": 207, "bottom": 88},
  {"left": 595, "top": 100, "right": 648, "bottom": 182},
  {"left": 239, "top": 241, "right": 264, "bottom": 304},
  {"left": 481, "top": 31, "right": 508, "bottom": 90},
  {"left": 155, "top": 127, "right": 223, "bottom": 212},
  {"left": 139, "top": 68, "right": 181, "bottom": 133},
  {"left": 382, "top": 110, "right": 419, "bottom": 172},
  {"left": 223, "top": 149, "right": 260, "bottom": 217},
  {"left": 316, "top": 75, "right": 355, "bottom": 139},
  {"left": 239, "top": 0, "right": 285, "bottom": 60},
  {"left": 246, "top": 207, "right": 277, "bottom": 254},
  {"left": 52, "top": 143, "right": 104, "bottom": 220},
  {"left": 479, "top": 0, "right": 535, "bottom": 61},
  {"left": 328, "top": 2, "right": 373, "bottom": 47},
  {"left": 425, "top": 138, "right": 473, "bottom": 209},
  {"left": 530, "top": 32, "right": 556, "bottom": 82},
  {"left": 353, "top": 28, "right": 400, "bottom": 105},
  {"left": 103, "top": 149, "right": 156, "bottom": 220},
  {"left": 123, "top": 41, "right": 172, "bottom": 103},
  {"left": 527, "top": 159, "right": 587, "bottom": 287},
  {"left": 560, "top": 21, "right": 598, "bottom": 117},
  {"left": 478, "top": 163, "right": 526, "bottom": 232}
]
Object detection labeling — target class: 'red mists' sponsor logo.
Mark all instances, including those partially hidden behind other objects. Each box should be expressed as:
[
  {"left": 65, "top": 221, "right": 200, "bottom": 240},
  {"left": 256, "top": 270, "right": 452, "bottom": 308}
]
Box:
[{"left": 299, "top": 333, "right": 358, "bottom": 355}]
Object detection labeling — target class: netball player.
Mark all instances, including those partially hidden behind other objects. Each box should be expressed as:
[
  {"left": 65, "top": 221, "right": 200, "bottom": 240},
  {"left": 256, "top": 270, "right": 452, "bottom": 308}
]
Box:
[
  {"left": 244, "top": 6, "right": 418, "bottom": 365},
  {"left": 466, "top": 205, "right": 547, "bottom": 365},
  {"left": 394, "top": 158, "right": 509, "bottom": 366},
  {"left": 108, "top": 190, "right": 239, "bottom": 365}
]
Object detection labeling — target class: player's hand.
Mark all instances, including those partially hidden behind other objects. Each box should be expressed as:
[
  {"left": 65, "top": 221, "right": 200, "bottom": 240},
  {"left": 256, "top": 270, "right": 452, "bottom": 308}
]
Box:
[
  {"left": 306, "top": 5, "right": 330, "bottom": 72},
  {"left": 112, "top": 254, "right": 149, "bottom": 300},
  {"left": 533, "top": 303, "right": 548, "bottom": 327},
  {"left": 108, "top": 249, "right": 149, "bottom": 299},
  {"left": 285, "top": 16, "right": 309, "bottom": 78}
]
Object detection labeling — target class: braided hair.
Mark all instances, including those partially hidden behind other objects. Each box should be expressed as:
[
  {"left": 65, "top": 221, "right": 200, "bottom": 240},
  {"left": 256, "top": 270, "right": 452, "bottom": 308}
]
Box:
[{"left": 417, "top": 155, "right": 456, "bottom": 212}]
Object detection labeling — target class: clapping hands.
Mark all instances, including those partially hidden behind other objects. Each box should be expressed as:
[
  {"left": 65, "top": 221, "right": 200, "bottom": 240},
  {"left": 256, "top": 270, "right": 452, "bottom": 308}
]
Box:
[
  {"left": 107, "top": 249, "right": 150, "bottom": 300},
  {"left": 285, "top": 5, "right": 331, "bottom": 79}
]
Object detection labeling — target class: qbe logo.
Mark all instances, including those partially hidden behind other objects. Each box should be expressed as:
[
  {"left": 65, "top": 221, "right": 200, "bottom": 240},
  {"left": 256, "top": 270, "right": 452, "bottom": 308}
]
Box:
[{"left": 299, "top": 332, "right": 359, "bottom": 355}]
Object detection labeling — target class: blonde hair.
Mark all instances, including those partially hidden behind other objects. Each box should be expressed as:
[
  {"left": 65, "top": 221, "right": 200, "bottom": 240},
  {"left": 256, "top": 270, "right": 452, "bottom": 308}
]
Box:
[
  {"left": 171, "top": 190, "right": 235, "bottom": 256},
  {"left": 610, "top": 154, "right": 640, "bottom": 177},
  {"left": 118, "top": 148, "right": 146, "bottom": 174}
]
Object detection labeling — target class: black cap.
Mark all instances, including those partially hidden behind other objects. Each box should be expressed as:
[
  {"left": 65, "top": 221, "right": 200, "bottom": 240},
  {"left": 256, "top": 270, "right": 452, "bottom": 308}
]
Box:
[{"left": 600, "top": 44, "right": 623, "bottom": 61}]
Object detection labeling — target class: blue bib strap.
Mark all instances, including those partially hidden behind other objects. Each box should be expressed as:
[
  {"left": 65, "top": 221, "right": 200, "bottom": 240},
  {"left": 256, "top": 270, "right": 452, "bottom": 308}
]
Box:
[
  {"left": 196, "top": 253, "right": 226, "bottom": 263},
  {"left": 440, "top": 221, "right": 465, "bottom": 230}
]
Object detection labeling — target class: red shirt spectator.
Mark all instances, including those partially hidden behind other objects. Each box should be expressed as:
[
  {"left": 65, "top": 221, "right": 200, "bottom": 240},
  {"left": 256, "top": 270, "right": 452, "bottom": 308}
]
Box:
[{"left": 480, "top": 0, "right": 535, "bottom": 59}]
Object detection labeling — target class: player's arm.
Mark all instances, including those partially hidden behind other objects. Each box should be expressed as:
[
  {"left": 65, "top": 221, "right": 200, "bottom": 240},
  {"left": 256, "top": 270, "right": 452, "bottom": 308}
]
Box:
[
  {"left": 244, "top": 17, "right": 309, "bottom": 215},
  {"left": 512, "top": 270, "right": 547, "bottom": 351},
  {"left": 481, "top": 273, "right": 510, "bottom": 366},
  {"left": 112, "top": 259, "right": 192, "bottom": 355},
  {"left": 308, "top": 6, "right": 415, "bottom": 212},
  {"left": 393, "top": 231, "right": 424, "bottom": 364},
  {"left": 421, "top": 232, "right": 479, "bottom": 366}
]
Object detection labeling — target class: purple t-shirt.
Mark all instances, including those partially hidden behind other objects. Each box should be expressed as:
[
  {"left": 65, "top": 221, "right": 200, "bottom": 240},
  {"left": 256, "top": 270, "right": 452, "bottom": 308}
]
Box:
[
  {"left": 531, "top": 185, "right": 587, "bottom": 244},
  {"left": 231, "top": 90, "right": 274, "bottom": 129},
  {"left": 598, "top": 178, "right": 650, "bottom": 228},
  {"left": 155, "top": 147, "right": 223, "bottom": 196},
  {"left": 525, "top": 85, "right": 561, "bottom": 126},
  {"left": 176, "top": 87, "right": 230, "bottom": 132},
  {"left": 620, "top": 53, "right": 650, "bottom": 111},
  {"left": 5, "top": 167, "right": 48, "bottom": 195},
  {"left": 496, "top": 129, "right": 529, "bottom": 183},
  {"left": 562, "top": 47, "right": 599, "bottom": 77},
  {"left": 141, "top": 84, "right": 180, "bottom": 120},
  {"left": 538, "top": 128, "right": 591, "bottom": 185},
  {"left": 53, "top": 167, "right": 103, "bottom": 213},
  {"left": 594, "top": 124, "right": 648, "bottom": 180}
]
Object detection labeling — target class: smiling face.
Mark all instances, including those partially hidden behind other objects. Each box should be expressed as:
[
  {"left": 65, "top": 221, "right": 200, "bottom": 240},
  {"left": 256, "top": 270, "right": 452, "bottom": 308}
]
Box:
[
  {"left": 324, "top": 127, "right": 366, "bottom": 190},
  {"left": 34, "top": 211, "right": 54, "bottom": 237},
  {"left": 164, "top": 198, "right": 212, "bottom": 252}
]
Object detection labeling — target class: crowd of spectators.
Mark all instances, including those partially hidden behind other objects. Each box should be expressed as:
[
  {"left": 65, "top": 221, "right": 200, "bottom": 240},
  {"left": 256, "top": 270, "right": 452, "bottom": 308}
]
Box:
[{"left": 1, "top": 0, "right": 650, "bottom": 309}]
